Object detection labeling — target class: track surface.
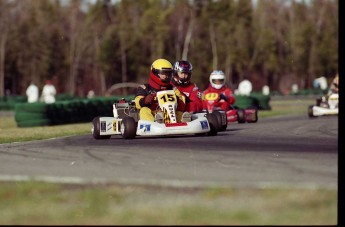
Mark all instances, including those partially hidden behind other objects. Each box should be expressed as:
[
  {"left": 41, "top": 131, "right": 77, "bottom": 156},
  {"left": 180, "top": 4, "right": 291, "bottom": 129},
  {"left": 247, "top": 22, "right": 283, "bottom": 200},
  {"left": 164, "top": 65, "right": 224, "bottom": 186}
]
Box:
[{"left": 0, "top": 114, "right": 338, "bottom": 189}]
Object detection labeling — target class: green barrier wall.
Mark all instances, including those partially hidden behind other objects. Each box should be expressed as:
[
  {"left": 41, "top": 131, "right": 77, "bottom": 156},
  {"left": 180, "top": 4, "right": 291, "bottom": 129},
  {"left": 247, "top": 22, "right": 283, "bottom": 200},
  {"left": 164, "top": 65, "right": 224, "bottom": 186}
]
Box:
[{"left": 13, "top": 95, "right": 134, "bottom": 127}]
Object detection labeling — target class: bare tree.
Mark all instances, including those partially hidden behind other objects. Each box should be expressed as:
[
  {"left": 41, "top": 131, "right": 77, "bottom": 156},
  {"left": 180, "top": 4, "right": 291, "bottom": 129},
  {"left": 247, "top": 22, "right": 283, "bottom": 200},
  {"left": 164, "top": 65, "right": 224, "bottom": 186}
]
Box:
[
  {"left": 0, "top": 2, "right": 8, "bottom": 96},
  {"left": 209, "top": 22, "right": 218, "bottom": 70},
  {"left": 182, "top": 8, "right": 194, "bottom": 60}
]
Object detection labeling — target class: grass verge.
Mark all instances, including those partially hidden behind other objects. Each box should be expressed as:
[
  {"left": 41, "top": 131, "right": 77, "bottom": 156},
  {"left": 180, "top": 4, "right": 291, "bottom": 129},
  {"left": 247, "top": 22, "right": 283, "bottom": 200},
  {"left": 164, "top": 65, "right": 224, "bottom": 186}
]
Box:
[{"left": 0, "top": 181, "right": 337, "bottom": 225}]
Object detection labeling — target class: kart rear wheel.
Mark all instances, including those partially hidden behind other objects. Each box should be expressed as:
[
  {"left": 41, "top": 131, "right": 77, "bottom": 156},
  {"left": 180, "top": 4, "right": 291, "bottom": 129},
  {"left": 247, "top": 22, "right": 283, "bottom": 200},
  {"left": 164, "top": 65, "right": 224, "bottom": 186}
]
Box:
[
  {"left": 212, "top": 110, "right": 227, "bottom": 131},
  {"left": 92, "top": 117, "right": 111, "bottom": 139},
  {"left": 237, "top": 109, "right": 246, "bottom": 123},
  {"left": 206, "top": 113, "right": 218, "bottom": 136},
  {"left": 247, "top": 107, "right": 258, "bottom": 123},
  {"left": 308, "top": 105, "right": 316, "bottom": 118},
  {"left": 121, "top": 117, "right": 137, "bottom": 139}
]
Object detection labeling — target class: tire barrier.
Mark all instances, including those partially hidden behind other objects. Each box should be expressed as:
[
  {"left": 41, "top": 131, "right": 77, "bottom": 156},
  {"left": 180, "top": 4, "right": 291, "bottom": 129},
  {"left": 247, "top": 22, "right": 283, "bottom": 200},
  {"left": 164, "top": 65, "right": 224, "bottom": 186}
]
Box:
[
  {"left": 15, "top": 102, "right": 51, "bottom": 127},
  {"left": 16, "top": 119, "right": 52, "bottom": 128},
  {"left": 250, "top": 92, "right": 271, "bottom": 110},
  {"left": 0, "top": 95, "right": 27, "bottom": 110},
  {"left": 13, "top": 95, "right": 134, "bottom": 127},
  {"left": 55, "top": 93, "right": 75, "bottom": 101},
  {"left": 234, "top": 93, "right": 271, "bottom": 110}
]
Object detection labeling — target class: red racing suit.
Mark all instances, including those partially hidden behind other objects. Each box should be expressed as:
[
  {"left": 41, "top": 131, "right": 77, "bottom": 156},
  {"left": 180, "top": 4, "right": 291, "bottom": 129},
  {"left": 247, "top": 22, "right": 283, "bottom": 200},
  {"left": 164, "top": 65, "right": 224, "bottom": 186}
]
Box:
[
  {"left": 174, "top": 83, "right": 203, "bottom": 113},
  {"left": 202, "top": 85, "right": 235, "bottom": 111}
]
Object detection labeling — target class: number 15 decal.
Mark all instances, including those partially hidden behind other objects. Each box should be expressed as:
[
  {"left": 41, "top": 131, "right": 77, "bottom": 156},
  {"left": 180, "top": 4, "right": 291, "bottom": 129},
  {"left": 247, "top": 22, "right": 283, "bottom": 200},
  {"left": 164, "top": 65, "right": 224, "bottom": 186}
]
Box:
[{"left": 159, "top": 94, "right": 176, "bottom": 103}]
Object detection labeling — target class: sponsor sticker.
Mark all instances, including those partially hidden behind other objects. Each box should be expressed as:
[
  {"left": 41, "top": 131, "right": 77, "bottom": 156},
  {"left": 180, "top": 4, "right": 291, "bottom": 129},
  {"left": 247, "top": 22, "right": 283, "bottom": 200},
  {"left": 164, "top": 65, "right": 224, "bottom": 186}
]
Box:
[
  {"left": 204, "top": 93, "right": 219, "bottom": 101},
  {"left": 165, "top": 122, "right": 187, "bottom": 127},
  {"left": 139, "top": 124, "right": 151, "bottom": 132},
  {"left": 200, "top": 120, "right": 209, "bottom": 130},
  {"left": 107, "top": 122, "right": 112, "bottom": 131},
  {"left": 112, "top": 120, "right": 117, "bottom": 131},
  {"left": 197, "top": 91, "right": 201, "bottom": 99}
]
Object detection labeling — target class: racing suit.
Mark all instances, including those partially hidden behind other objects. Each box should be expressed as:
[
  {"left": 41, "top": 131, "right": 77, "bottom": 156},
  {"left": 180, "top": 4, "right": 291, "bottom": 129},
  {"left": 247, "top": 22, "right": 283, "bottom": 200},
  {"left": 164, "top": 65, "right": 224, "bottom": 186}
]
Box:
[
  {"left": 174, "top": 83, "right": 203, "bottom": 113},
  {"left": 328, "top": 75, "right": 339, "bottom": 95},
  {"left": 202, "top": 84, "right": 235, "bottom": 111}
]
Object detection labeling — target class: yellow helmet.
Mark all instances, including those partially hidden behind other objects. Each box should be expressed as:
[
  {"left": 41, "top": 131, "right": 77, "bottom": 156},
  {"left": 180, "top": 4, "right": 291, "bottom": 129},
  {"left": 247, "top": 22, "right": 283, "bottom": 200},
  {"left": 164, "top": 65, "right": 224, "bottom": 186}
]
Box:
[{"left": 150, "top": 59, "right": 173, "bottom": 84}]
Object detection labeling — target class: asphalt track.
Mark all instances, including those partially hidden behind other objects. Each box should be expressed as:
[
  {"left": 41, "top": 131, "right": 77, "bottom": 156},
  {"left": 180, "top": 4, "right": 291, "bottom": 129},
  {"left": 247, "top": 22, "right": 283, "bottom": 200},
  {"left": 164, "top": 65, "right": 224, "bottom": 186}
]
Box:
[{"left": 0, "top": 114, "right": 338, "bottom": 189}]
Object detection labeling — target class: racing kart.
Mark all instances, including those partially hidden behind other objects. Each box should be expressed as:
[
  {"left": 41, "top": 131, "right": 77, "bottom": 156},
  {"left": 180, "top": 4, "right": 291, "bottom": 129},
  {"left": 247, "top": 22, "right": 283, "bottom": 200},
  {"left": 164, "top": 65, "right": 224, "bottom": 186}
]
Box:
[
  {"left": 308, "top": 93, "right": 338, "bottom": 118},
  {"left": 92, "top": 90, "right": 220, "bottom": 139},
  {"left": 202, "top": 92, "right": 258, "bottom": 131}
]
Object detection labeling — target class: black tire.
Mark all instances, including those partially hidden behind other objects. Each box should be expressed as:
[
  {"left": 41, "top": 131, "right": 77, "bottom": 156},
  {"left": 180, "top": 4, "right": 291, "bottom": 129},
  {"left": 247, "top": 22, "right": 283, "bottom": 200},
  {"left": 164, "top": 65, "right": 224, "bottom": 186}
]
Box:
[
  {"left": 92, "top": 117, "right": 111, "bottom": 139},
  {"left": 219, "top": 124, "right": 228, "bottom": 131},
  {"left": 121, "top": 117, "right": 137, "bottom": 139},
  {"left": 212, "top": 110, "right": 227, "bottom": 131},
  {"left": 308, "top": 105, "right": 316, "bottom": 118},
  {"left": 206, "top": 113, "right": 218, "bottom": 136},
  {"left": 237, "top": 109, "right": 246, "bottom": 123}
]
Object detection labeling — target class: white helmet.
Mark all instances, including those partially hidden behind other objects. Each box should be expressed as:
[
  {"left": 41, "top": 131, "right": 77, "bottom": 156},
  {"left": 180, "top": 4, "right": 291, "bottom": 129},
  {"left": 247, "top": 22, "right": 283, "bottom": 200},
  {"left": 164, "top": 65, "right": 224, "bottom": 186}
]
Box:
[
  {"left": 238, "top": 79, "right": 252, "bottom": 96},
  {"left": 210, "top": 70, "right": 225, "bottom": 89}
]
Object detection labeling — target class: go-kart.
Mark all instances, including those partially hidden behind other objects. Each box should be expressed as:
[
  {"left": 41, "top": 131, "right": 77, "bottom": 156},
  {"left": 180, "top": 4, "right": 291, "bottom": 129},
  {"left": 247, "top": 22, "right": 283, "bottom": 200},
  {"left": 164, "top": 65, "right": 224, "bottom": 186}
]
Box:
[
  {"left": 202, "top": 92, "right": 258, "bottom": 130},
  {"left": 308, "top": 93, "right": 338, "bottom": 118},
  {"left": 92, "top": 90, "right": 220, "bottom": 139}
]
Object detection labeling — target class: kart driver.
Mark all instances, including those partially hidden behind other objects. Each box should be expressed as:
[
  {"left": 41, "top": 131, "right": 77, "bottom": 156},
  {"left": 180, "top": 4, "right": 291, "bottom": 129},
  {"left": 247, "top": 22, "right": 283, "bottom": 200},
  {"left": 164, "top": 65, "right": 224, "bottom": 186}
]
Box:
[
  {"left": 171, "top": 60, "right": 203, "bottom": 113},
  {"left": 202, "top": 70, "right": 235, "bottom": 111},
  {"left": 134, "top": 58, "right": 188, "bottom": 122},
  {"left": 328, "top": 74, "right": 339, "bottom": 95}
]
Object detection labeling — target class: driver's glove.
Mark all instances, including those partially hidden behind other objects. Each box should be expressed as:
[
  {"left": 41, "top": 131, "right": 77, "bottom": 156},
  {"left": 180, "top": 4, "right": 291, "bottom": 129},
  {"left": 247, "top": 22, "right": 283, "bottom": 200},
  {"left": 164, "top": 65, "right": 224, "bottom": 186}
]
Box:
[
  {"left": 219, "top": 93, "right": 229, "bottom": 102},
  {"left": 144, "top": 93, "right": 156, "bottom": 105}
]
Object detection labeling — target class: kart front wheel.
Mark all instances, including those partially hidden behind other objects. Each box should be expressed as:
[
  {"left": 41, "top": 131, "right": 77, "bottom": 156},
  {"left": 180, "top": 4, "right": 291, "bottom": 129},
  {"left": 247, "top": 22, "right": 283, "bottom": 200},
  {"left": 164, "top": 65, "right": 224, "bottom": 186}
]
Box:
[
  {"left": 92, "top": 117, "right": 111, "bottom": 140},
  {"left": 121, "top": 117, "right": 137, "bottom": 139}
]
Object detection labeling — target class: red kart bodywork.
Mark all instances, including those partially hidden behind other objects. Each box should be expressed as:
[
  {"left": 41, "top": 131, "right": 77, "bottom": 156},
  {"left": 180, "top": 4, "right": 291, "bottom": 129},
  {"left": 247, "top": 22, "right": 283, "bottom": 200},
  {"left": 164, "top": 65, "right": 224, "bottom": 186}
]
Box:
[{"left": 203, "top": 92, "right": 258, "bottom": 124}]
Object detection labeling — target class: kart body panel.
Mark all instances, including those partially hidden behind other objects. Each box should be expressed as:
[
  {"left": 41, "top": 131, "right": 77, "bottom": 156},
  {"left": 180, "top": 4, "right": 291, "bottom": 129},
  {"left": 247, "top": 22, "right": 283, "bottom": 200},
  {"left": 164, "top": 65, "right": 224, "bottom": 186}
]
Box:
[
  {"left": 95, "top": 116, "right": 210, "bottom": 136},
  {"left": 308, "top": 93, "right": 338, "bottom": 117},
  {"left": 203, "top": 92, "right": 258, "bottom": 124},
  {"left": 310, "top": 106, "right": 338, "bottom": 116}
]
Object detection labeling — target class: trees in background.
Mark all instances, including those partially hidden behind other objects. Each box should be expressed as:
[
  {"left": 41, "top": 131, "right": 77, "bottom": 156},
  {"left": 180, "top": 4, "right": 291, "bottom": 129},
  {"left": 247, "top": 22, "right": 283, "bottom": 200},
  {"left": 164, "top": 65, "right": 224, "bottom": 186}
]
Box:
[{"left": 0, "top": 0, "right": 338, "bottom": 96}]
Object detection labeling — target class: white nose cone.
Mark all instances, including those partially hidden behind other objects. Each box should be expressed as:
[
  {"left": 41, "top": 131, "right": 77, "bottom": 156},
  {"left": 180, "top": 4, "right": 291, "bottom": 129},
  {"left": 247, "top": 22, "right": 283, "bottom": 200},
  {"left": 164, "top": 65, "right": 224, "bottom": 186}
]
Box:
[{"left": 238, "top": 80, "right": 252, "bottom": 96}]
